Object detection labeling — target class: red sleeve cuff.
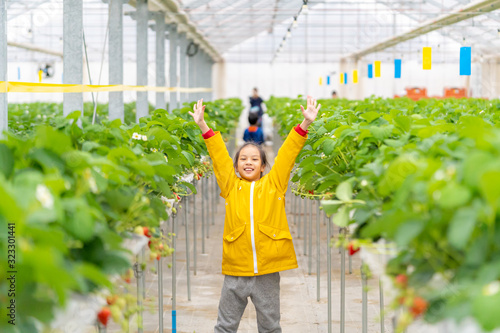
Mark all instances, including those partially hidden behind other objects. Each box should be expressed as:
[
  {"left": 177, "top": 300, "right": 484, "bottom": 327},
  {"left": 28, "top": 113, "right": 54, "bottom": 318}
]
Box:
[
  {"left": 294, "top": 124, "right": 308, "bottom": 137},
  {"left": 202, "top": 129, "right": 215, "bottom": 139}
]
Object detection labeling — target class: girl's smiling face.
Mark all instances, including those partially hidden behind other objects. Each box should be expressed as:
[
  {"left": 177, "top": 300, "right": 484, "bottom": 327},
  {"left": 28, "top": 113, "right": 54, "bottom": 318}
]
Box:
[{"left": 237, "top": 145, "right": 265, "bottom": 181}]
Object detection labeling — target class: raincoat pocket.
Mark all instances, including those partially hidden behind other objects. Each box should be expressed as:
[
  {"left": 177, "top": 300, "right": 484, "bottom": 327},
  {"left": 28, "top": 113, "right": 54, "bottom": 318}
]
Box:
[
  {"left": 224, "top": 224, "right": 246, "bottom": 242},
  {"left": 258, "top": 224, "right": 294, "bottom": 264}
]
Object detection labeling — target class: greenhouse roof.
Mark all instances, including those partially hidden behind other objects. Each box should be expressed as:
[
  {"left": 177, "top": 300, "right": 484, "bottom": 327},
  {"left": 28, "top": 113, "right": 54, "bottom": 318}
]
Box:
[{"left": 5, "top": 0, "right": 500, "bottom": 63}]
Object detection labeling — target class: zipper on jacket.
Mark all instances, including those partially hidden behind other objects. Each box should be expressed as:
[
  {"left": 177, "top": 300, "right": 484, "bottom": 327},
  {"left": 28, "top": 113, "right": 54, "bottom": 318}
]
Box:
[{"left": 250, "top": 181, "right": 258, "bottom": 274}]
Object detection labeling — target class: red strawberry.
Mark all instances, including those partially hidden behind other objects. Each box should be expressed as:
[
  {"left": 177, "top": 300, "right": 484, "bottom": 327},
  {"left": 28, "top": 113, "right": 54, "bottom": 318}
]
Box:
[
  {"left": 143, "top": 227, "right": 152, "bottom": 238},
  {"left": 148, "top": 240, "right": 152, "bottom": 248},
  {"left": 395, "top": 274, "right": 408, "bottom": 289},
  {"left": 97, "top": 307, "right": 111, "bottom": 326},
  {"left": 157, "top": 254, "right": 161, "bottom": 261},
  {"left": 173, "top": 192, "right": 181, "bottom": 201},
  {"left": 348, "top": 242, "right": 360, "bottom": 256},
  {"left": 308, "top": 190, "right": 314, "bottom": 195},
  {"left": 410, "top": 297, "right": 428, "bottom": 318}
]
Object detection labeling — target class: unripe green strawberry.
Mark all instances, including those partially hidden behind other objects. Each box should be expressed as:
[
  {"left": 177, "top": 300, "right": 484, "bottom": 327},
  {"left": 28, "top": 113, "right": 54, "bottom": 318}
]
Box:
[{"left": 172, "top": 207, "right": 177, "bottom": 214}]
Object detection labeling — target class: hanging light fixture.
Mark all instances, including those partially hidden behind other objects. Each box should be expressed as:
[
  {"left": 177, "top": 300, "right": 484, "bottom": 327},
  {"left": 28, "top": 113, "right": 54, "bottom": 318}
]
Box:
[
  {"left": 286, "top": 29, "right": 291, "bottom": 38},
  {"left": 293, "top": 16, "right": 298, "bottom": 28},
  {"left": 302, "top": 0, "right": 308, "bottom": 14}
]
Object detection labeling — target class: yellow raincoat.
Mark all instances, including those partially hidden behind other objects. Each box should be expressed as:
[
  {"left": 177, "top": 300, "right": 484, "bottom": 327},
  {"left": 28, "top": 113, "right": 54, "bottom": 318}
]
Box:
[{"left": 204, "top": 128, "right": 307, "bottom": 276}]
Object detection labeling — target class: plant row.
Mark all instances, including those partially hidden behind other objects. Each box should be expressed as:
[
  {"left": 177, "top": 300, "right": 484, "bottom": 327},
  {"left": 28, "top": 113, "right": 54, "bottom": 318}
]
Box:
[
  {"left": 0, "top": 99, "right": 243, "bottom": 332},
  {"left": 267, "top": 96, "right": 500, "bottom": 331}
]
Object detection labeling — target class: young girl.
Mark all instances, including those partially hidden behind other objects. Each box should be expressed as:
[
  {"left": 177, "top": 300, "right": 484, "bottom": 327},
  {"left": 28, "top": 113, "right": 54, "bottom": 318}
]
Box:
[{"left": 189, "top": 96, "right": 321, "bottom": 333}]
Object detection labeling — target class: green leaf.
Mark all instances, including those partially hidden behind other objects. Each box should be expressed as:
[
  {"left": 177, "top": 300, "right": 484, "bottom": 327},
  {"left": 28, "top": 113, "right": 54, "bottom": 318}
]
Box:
[
  {"left": 0, "top": 144, "right": 14, "bottom": 178},
  {"left": 336, "top": 181, "right": 352, "bottom": 201},
  {"left": 360, "top": 111, "right": 381, "bottom": 123},
  {"left": 332, "top": 205, "right": 349, "bottom": 227},
  {"left": 480, "top": 171, "right": 500, "bottom": 220},
  {"left": 62, "top": 198, "right": 95, "bottom": 241},
  {"left": 472, "top": 292, "right": 500, "bottom": 331},
  {"left": 181, "top": 151, "right": 195, "bottom": 166},
  {"left": 447, "top": 207, "right": 477, "bottom": 249},
  {"left": 321, "top": 200, "right": 345, "bottom": 216},
  {"left": 323, "top": 139, "right": 336, "bottom": 155},
  {"left": 394, "top": 220, "right": 424, "bottom": 247},
  {"left": 394, "top": 115, "right": 412, "bottom": 132},
  {"left": 437, "top": 182, "right": 471, "bottom": 209}
]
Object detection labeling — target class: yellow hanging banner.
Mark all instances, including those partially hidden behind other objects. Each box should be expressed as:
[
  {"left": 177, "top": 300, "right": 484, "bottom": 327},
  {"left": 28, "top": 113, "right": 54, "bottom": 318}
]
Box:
[
  {"left": 339, "top": 73, "right": 343, "bottom": 85},
  {"left": 374, "top": 61, "right": 381, "bottom": 77},
  {"left": 38, "top": 70, "right": 43, "bottom": 83},
  {"left": 319, "top": 77, "right": 323, "bottom": 86},
  {"left": 423, "top": 47, "right": 432, "bottom": 70},
  {"left": 0, "top": 81, "right": 212, "bottom": 93},
  {"left": 353, "top": 70, "right": 358, "bottom": 83}
]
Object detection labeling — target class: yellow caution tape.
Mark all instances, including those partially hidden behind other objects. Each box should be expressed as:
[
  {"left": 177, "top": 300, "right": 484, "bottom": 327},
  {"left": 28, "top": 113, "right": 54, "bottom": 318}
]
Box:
[{"left": 0, "top": 81, "right": 212, "bottom": 94}]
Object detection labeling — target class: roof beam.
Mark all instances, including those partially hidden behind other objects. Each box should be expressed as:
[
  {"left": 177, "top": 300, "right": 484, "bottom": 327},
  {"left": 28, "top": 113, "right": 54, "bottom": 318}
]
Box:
[
  {"left": 344, "top": 0, "right": 500, "bottom": 60},
  {"left": 7, "top": 40, "right": 63, "bottom": 57}
]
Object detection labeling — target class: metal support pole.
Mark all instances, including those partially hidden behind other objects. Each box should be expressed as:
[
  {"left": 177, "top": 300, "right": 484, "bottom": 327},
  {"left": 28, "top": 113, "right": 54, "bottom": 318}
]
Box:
[
  {"left": 108, "top": 0, "right": 124, "bottom": 122},
  {"left": 63, "top": 0, "right": 83, "bottom": 117},
  {"left": 133, "top": 258, "right": 143, "bottom": 333},
  {"left": 188, "top": 43, "right": 196, "bottom": 102},
  {"left": 362, "top": 261, "right": 368, "bottom": 333},
  {"left": 380, "top": 278, "right": 385, "bottom": 333},
  {"left": 206, "top": 177, "right": 210, "bottom": 239},
  {"left": 155, "top": 12, "right": 166, "bottom": 110},
  {"left": 158, "top": 239, "right": 164, "bottom": 332},
  {"left": 171, "top": 212, "right": 177, "bottom": 333},
  {"left": 340, "top": 228, "right": 346, "bottom": 333},
  {"left": 303, "top": 197, "right": 307, "bottom": 255},
  {"left": 142, "top": 248, "right": 146, "bottom": 299},
  {"left": 184, "top": 194, "right": 191, "bottom": 301},
  {"left": 201, "top": 176, "right": 206, "bottom": 254},
  {"left": 298, "top": 195, "right": 302, "bottom": 238},
  {"left": 136, "top": 0, "right": 148, "bottom": 121},
  {"left": 211, "top": 175, "right": 215, "bottom": 226},
  {"left": 308, "top": 199, "right": 313, "bottom": 275},
  {"left": 349, "top": 253, "right": 352, "bottom": 274},
  {"left": 0, "top": 0, "right": 6, "bottom": 137},
  {"left": 327, "top": 215, "right": 332, "bottom": 333},
  {"left": 193, "top": 180, "right": 197, "bottom": 275},
  {"left": 178, "top": 33, "right": 187, "bottom": 106},
  {"left": 316, "top": 200, "right": 320, "bottom": 302},
  {"left": 168, "top": 26, "right": 178, "bottom": 112}
]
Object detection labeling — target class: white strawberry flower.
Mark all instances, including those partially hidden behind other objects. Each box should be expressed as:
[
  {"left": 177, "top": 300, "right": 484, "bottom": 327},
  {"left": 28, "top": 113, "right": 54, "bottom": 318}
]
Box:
[
  {"left": 36, "top": 184, "right": 54, "bottom": 209},
  {"left": 360, "top": 180, "right": 368, "bottom": 187},
  {"left": 331, "top": 134, "right": 337, "bottom": 139},
  {"left": 150, "top": 148, "right": 158, "bottom": 153},
  {"left": 160, "top": 195, "right": 168, "bottom": 203},
  {"left": 142, "top": 135, "right": 148, "bottom": 141},
  {"left": 483, "top": 281, "right": 500, "bottom": 296},
  {"left": 132, "top": 132, "right": 141, "bottom": 140}
]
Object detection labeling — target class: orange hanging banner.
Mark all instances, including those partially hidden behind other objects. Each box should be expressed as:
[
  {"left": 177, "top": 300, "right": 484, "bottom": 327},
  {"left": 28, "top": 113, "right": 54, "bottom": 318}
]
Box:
[
  {"left": 423, "top": 47, "right": 432, "bottom": 70},
  {"left": 374, "top": 61, "right": 381, "bottom": 77},
  {"left": 353, "top": 70, "right": 358, "bottom": 83}
]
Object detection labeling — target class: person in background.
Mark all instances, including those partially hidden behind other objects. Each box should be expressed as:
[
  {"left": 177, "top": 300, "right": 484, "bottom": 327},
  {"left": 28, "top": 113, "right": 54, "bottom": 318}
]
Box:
[
  {"left": 249, "top": 88, "right": 264, "bottom": 126},
  {"left": 331, "top": 90, "right": 337, "bottom": 99},
  {"left": 243, "top": 112, "right": 264, "bottom": 145}
]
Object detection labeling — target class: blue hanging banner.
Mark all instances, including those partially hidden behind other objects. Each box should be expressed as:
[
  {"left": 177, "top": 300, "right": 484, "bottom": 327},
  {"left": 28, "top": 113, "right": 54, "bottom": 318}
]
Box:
[
  {"left": 18, "top": 67, "right": 21, "bottom": 80},
  {"left": 344, "top": 72, "right": 347, "bottom": 84},
  {"left": 460, "top": 47, "right": 471, "bottom": 76},
  {"left": 327, "top": 75, "right": 331, "bottom": 85},
  {"left": 368, "top": 64, "right": 373, "bottom": 78},
  {"left": 394, "top": 59, "right": 402, "bottom": 78}
]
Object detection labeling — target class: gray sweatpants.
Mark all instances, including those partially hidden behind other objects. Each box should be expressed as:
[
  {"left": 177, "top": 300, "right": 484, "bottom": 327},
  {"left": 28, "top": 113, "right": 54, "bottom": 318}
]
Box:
[{"left": 214, "top": 272, "right": 281, "bottom": 333}]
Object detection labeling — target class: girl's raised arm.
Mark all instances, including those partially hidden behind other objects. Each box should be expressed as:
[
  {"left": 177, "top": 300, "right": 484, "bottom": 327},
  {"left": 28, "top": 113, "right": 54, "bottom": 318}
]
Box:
[
  {"left": 189, "top": 99, "right": 236, "bottom": 198},
  {"left": 268, "top": 96, "right": 321, "bottom": 193}
]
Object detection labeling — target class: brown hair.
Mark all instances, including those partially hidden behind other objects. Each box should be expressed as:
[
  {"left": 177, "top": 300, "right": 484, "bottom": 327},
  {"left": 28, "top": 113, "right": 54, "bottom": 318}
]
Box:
[{"left": 233, "top": 142, "right": 270, "bottom": 178}]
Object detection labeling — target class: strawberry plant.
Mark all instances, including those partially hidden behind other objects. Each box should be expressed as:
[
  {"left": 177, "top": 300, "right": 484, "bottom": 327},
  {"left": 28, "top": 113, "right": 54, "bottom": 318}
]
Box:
[
  {"left": 0, "top": 98, "right": 243, "bottom": 332},
  {"left": 268, "top": 96, "right": 500, "bottom": 330}
]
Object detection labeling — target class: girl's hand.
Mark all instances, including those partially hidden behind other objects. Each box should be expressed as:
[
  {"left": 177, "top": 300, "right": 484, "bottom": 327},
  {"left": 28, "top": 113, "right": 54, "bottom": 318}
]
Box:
[
  {"left": 188, "top": 99, "right": 206, "bottom": 125},
  {"left": 299, "top": 96, "right": 321, "bottom": 130},
  {"left": 188, "top": 99, "right": 210, "bottom": 134}
]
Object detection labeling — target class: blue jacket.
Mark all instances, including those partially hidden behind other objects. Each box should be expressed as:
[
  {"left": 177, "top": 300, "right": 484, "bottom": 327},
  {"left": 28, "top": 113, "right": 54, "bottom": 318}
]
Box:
[{"left": 243, "top": 126, "right": 264, "bottom": 145}]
